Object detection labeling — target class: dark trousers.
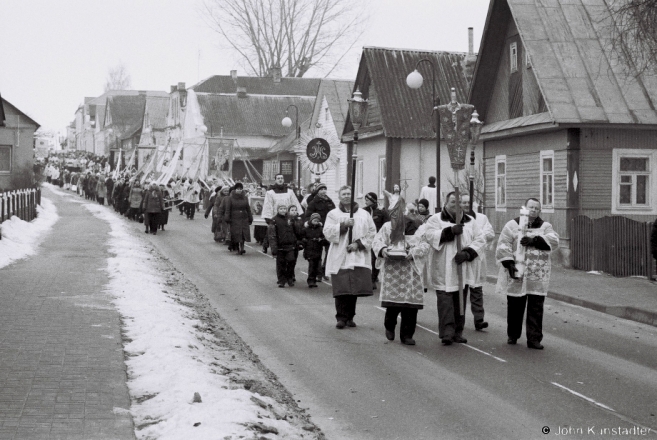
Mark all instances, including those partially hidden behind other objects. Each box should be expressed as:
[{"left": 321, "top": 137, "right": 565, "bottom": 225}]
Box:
[
  {"left": 507, "top": 294, "right": 545, "bottom": 343},
  {"left": 335, "top": 296, "right": 358, "bottom": 322},
  {"left": 436, "top": 286, "right": 469, "bottom": 340},
  {"left": 276, "top": 250, "right": 296, "bottom": 284},
  {"left": 371, "top": 250, "right": 380, "bottom": 283},
  {"left": 307, "top": 258, "right": 322, "bottom": 284},
  {"left": 144, "top": 212, "right": 160, "bottom": 233},
  {"left": 178, "top": 200, "right": 185, "bottom": 215},
  {"left": 97, "top": 197, "right": 104, "bottom": 206},
  {"left": 469, "top": 285, "right": 485, "bottom": 324},
  {"left": 184, "top": 202, "right": 195, "bottom": 219},
  {"left": 384, "top": 307, "right": 418, "bottom": 340}
]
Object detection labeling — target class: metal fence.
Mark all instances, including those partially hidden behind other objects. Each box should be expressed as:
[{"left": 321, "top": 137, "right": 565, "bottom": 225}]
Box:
[
  {"left": 0, "top": 188, "right": 41, "bottom": 238},
  {"left": 572, "top": 215, "right": 655, "bottom": 279}
]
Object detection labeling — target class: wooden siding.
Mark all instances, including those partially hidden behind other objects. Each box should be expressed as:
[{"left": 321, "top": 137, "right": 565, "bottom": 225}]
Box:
[
  {"left": 484, "top": 130, "right": 567, "bottom": 158},
  {"left": 580, "top": 128, "right": 657, "bottom": 151},
  {"left": 579, "top": 149, "right": 612, "bottom": 209},
  {"left": 579, "top": 209, "right": 656, "bottom": 223},
  {"left": 486, "top": 30, "right": 512, "bottom": 124}
]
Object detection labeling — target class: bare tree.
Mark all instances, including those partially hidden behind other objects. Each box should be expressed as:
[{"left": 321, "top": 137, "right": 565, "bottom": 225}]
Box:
[
  {"left": 200, "top": 0, "right": 368, "bottom": 77},
  {"left": 104, "top": 62, "right": 132, "bottom": 92},
  {"left": 605, "top": 0, "right": 657, "bottom": 75}
]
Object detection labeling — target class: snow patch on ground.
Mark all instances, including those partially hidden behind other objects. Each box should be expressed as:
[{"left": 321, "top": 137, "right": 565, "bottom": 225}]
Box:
[
  {"left": 0, "top": 196, "right": 59, "bottom": 269},
  {"left": 83, "top": 203, "right": 305, "bottom": 439}
]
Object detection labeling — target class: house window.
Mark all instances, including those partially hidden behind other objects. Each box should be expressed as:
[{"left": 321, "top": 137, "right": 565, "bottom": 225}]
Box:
[
  {"left": 356, "top": 159, "right": 364, "bottom": 198},
  {"left": 378, "top": 156, "right": 386, "bottom": 198},
  {"left": 495, "top": 155, "right": 506, "bottom": 211},
  {"left": 280, "top": 160, "right": 293, "bottom": 176},
  {"left": 612, "top": 149, "right": 657, "bottom": 214},
  {"left": 510, "top": 42, "right": 518, "bottom": 73},
  {"left": 540, "top": 150, "right": 554, "bottom": 211},
  {"left": 0, "top": 146, "right": 11, "bottom": 173}
]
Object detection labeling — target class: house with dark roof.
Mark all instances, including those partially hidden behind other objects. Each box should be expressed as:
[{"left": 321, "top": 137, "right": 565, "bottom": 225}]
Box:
[
  {"left": 0, "top": 94, "right": 40, "bottom": 189},
  {"left": 266, "top": 78, "right": 354, "bottom": 198},
  {"left": 167, "top": 72, "right": 321, "bottom": 184},
  {"left": 73, "top": 90, "right": 168, "bottom": 156},
  {"left": 342, "top": 46, "right": 475, "bottom": 207},
  {"left": 469, "top": 0, "right": 657, "bottom": 266}
]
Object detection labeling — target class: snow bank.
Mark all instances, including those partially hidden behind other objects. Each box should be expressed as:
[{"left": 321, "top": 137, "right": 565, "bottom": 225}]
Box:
[
  {"left": 0, "top": 196, "right": 59, "bottom": 269},
  {"left": 83, "top": 203, "right": 302, "bottom": 439}
]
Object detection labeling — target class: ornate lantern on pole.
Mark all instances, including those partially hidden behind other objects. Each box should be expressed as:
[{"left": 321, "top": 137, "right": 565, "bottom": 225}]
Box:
[
  {"left": 468, "top": 110, "right": 483, "bottom": 213},
  {"left": 347, "top": 88, "right": 369, "bottom": 243},
  {"left": 281, "top": 104, "right": 300, "bottom": 189}
]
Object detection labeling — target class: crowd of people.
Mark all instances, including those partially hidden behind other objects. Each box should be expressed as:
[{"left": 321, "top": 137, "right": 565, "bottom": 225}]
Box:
[{"left": 44, "top": 152, "right": 560, "bottom": 351}]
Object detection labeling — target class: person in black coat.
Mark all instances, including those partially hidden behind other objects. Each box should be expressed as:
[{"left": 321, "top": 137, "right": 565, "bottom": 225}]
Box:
[
  {"left": 270, "top": 204, "right": 303, "bottom": 287},
  {"left": 651, "top": 220, "right": 657, "bottom": 264},
  {"left": 302, "top": 212, "right": 328, "bottom": 288},
  {"left": 219, "top": 183, "right": 253, "bottom": 255},
  {"left": 363, "top": 192, "right": 390, "bottom": 289},
  {"left": 304, "top": 183, "right": 336, "bottom": 279}
]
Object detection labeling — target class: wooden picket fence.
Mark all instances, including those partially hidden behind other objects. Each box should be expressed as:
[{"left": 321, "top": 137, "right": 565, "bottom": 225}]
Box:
[
  {"left": 0, "top": 188, "right": 41, "bottom": 239},
  {"left": 572, "top": 215, "right": 655, "bottom": 279}
]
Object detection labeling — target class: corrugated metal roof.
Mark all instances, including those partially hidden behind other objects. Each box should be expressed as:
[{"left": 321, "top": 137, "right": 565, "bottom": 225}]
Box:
[
  {"left": 349, "top": 47, "right": 471, "bottom": 139},
  {"left": 471, "top": 0, "right": 657, "bottom": 126},
  {"left": 481, "top": 112, "right": 553, "bottom": 133},
  {"left": 196, "top": 94, "right": 315, "bottom": 137},
  {"left": 192, "top": 75, "right": 321, "bottom": 96}
]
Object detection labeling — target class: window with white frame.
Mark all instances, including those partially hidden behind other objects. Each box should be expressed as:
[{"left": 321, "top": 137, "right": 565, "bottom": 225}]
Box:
[
  {"left": 612, "top": 149, "right": 657, "bottom": 214},
  {"left": 540, "top": 150, "right": 554, "bottom": 211},
  {"left": 378, "top": 156, "right": 386, "bottom": 198},
  {"left": 0, "top": 146, "right": 11, "bottom": 173},
  {"left": 510, "top": 42, "right": 518, "bottom": 73},
  {"left": 356, "top": 159, "right": 364, "bottom": 198},
  {"left": 495, "top": 155, "right": 506, "bottom": 210}
]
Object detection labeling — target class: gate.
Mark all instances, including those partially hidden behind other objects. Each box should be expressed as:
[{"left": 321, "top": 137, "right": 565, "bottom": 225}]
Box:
[{"left": 572, "top": 215, "right": 655, "bottom": 278}]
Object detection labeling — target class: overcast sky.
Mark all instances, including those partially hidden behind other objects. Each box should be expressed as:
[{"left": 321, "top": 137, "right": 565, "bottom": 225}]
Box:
[{"left": 0, "top": 0, "right": 489, "bottom": 135}]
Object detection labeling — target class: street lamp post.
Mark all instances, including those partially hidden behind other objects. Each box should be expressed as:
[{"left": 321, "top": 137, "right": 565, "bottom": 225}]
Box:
[
  {"left": 281, "top": 104, "right": 300, "bottom": 189},
  {"left": 407, "top": 59, "right": 441, "bottom": 213},
  {"left": 468, "top": 110, "right": 483, "bottom": 213},
  {"left": 347, "top": 88, "right": 369, "bottom": 243}
]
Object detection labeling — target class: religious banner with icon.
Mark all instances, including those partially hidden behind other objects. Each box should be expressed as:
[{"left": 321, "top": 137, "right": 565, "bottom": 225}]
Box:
[
  {"left": 295, "top": 125, "right": 340, "bottom": 176},
  {"left": 209, "top": 138, "right": 234, "bottom": 179},
  {"left": 306, "top": 138, "right": 331, "bottom": 164},
  {"left": 437, "top": 103, "right": 474, "bottom": 170}
]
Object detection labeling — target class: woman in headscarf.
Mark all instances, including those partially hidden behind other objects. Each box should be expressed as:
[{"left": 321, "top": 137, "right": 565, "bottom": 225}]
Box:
[
  {"left": 127, "top": 181, "right": 143, "bottom": 221},
  {"left": 218, "top": 182, "right": 253, "bottom": 255}
]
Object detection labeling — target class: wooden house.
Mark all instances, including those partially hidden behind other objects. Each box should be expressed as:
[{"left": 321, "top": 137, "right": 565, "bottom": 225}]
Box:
[
  {"left": 0, "top": 94, "right": 39, "bottom": 190},
  {"left": 266, "top": 78, "right": 353, "bottom": 198},
  {"left": 342, "top": 47, "right": 477, "bottom": 208},
  {"left": 469, "top": 0, "right": 657, "bottom": 266}
]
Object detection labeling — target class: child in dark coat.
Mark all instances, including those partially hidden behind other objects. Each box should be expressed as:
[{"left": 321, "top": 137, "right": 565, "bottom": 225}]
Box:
[
  {"left": 269, "top": 204, "right": 302, "bottom": 287},
  {"left": 302, "top": 212, "right": 328, "bottom": 288}
]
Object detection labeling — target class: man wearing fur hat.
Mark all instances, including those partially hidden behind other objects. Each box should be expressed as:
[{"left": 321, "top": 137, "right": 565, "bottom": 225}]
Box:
[
  {"left": 363, "top": 192, "right": 389, "bottom": 289},
  {"left": 324, "top": 186, "right": 377, "bottom": 329}
]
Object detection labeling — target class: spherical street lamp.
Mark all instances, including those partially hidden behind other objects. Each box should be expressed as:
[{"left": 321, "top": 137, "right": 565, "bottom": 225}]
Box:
[
  {"left": 281, "top": 116, "right": 292, "bottom": 128},
  {"left": 406, "top": 69, "right": 424, "bottom": 89}
]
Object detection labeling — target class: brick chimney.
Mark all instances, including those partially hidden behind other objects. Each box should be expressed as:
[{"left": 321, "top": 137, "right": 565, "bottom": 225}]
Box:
[
  {"left": 177, "top": 82, "right": 186, "bottom": 91},
  {"left": 231, "top": 70, "right": 237, "bottom": 81},
  {"left": 270, "top": 66, "right": 282, "bottom": 83},
  {"left": 237, "top": 87, "right": 247, "bottom": 98},
  {"left": 464, "top": 27, "right": 477, "bottom": 87}
]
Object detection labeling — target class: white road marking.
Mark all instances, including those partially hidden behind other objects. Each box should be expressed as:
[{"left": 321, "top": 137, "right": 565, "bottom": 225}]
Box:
[
  {"left": 375, "top": 307, "right": 507, "bottom": 362},
  {"left": 551, "top": 382, "right": 615, "bottom": 411}
]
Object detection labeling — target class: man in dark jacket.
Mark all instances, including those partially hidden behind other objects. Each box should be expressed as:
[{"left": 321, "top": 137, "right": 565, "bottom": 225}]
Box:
[
  {"left": 363, "top": 192, "right": 390, "bottom": 289},
  {"left": 302, "top": 212, "right": 328, "bottom": 288},
  {"left": 105, "top": 176, "right": 115, "bottom": 207},
  {"left": 269, "top": 204, "right": 302, "bottom": 287}
]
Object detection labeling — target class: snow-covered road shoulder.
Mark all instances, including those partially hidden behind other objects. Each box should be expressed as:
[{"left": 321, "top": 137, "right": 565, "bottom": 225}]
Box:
[{"left": 82, "top": 203, "right": 322, "bottom": 439}]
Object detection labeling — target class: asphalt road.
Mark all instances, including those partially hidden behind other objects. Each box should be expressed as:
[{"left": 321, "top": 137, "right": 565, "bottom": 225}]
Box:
[{"left": 142, "top": 211, "right": 657, "bottom": 440}]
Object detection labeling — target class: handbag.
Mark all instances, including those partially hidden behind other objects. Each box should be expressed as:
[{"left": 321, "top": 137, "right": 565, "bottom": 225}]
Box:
[{"left": 138, "top": 213, "right": 144, "bottom": 224}]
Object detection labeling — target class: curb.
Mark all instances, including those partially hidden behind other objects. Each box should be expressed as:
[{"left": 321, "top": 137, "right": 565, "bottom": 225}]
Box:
[{"left": 486, "top": 275, "right": 657, "bottom": 328}]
